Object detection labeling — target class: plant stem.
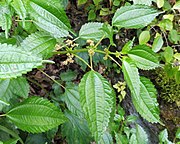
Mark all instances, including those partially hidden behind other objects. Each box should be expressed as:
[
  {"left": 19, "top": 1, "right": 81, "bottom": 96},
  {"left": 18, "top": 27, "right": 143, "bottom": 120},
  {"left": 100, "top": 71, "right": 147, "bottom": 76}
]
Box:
[
  {"left": 108, "top": 55, "right": 122, "bottom": 68},
  {"left": 39, "top": 70, "right": 66, "bottom": 90},
  {"left": 15, "top": 19, "right": 33, "bottom": 22},
  {"left": 74, "top": 54, "right": 92, "bottom": 69}
]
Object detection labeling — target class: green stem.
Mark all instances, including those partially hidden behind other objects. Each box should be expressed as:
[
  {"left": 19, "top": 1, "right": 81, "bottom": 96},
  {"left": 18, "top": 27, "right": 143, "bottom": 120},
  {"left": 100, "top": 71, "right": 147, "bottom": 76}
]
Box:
[
  {"left": 74, "top": 54, "right": 92, "bottom": 69},
  {"left": 0, "top": 125, "right": 24, "bottom": 144},
  {"left": 39, "top": 70, "right": 66, "bottom": 90},
  {"left": 90, "top": 55, "right": 93, "bottom": 70},
  {"left": 94, "top": 35, "right": 105, "bottom": 49},
  {"left": 108, "top": 55, "right": 122, "bottom": 68}
]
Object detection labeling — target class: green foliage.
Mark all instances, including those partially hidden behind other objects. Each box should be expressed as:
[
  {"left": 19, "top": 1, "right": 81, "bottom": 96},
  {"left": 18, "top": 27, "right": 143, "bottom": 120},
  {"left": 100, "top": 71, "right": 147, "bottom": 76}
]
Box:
[
  {"left": 79, "top": 71, "right": 115, "bottom": 141},
  {"left": 6, "top": 96, "right": 67, "bottom": 133}
]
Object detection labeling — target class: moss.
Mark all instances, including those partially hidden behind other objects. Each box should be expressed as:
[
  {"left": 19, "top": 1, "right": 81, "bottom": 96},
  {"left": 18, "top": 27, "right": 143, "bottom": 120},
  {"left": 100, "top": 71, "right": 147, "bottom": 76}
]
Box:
[{"left": 155, "top": 69, "right": 180, "bottom": 106}]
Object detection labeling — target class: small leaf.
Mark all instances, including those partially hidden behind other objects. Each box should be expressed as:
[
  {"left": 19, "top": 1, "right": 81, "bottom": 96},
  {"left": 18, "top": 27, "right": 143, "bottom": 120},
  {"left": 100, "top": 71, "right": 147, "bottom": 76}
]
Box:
[
  {"left": 173, "top": 1, "right": 180, "bottom": 10},
  {"left": 152, "top": 35, "right": 164, "bottom": 52},
  {"left": 176, "top": 128, "right": 180, "bottom": 139},
  {"left": 0, "top": 44, "right": 43, "bottom": 79},
  {"left": 174, "top": 53, "right": 180, "bottom": 60},
  {"left": 20, "top": 31, "right": 56, "bottom": 59},
  {"left": 79, "top": 71, "right": 114, "bottom": 141},
  {"left": 158, "top": 19, "right": 173, "bottom": 31},
  {"left": 122, "top": 58, "right": 140, "bottom": 97},
  {"left": 112, "top": 5, "right": 161, "bottom": 29},
  {"left": 136, "top": 124, "right": 148, "bottom": 144},
  {"left": 61, "top": 111, "right": 91, "bottom": 144},
  {"left": 139, "top": 31, "right": 150, "bottom": 45},
  {"left": 128, "top": 45, "right": 159, "bottom": 70},
  {"left": 157, "top": 0, "right": 164, "bottom": 8},
  {"left": 133, "top": 0, "right": 152, "bottom": 6},
  {"left": 164, "top": 46, "right": 174, "bottom": 63},
  {"left": 28, "top": 0, "right": 72, "bottom": 38},
  {"left": 79, "top": 22, "right": 105, "bottom": 41},
  {"left": 132, "top": 77, "right": 161, "bottom": 123},
  {"left": 159, "top": 129, "right": 173, "bottom": 144},
  {"left": 121, "top": 39, "right": 134, "bottom": 54},
  {"left": 78, "top": 0, "right": 88, "bottom": 5},
  {"left": 6, "top": 96, "right": 66, "bottom": 133}
]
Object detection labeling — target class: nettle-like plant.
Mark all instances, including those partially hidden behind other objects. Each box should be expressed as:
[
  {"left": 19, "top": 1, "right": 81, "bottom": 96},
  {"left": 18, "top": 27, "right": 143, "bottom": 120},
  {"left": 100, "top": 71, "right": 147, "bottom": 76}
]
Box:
[{"left": 0, "top": 0, "right": 179, "bottom": 143}]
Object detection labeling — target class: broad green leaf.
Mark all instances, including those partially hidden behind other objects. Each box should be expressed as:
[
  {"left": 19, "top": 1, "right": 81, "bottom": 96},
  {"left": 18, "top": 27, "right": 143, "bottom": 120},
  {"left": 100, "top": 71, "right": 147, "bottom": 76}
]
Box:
[
  {"left": 132, "top": 77, "right": 160, "bottom": 123},
  {"left": 79, "top": 22, "right": 105, "bottom": 41},
  {"left": 122, "top": 58, "right": 140, "bottom": 97},
  {"left": 164, "top": 46, "right": 174, "bottom": 63},
  {"left": 121, "top": 39, "right": 134, "bottom": 54},
  {"left": 173, "top": 1, "right": 180, "bottom": 10},
  {"left": 128, "top": 45, "right": 159, "bottom": 70},
  {"left": 79, "top": 71, "right": 114, "bottom": 141},
  {"left": 136, "top": 124, "right": 148, "bottom": 144},
  {"left": 152, "top": 35, "right": 164, "bottom": 52},
  {"left": 133, "top": 0, "right": 152, "bottom": 6},
  {"left": 99, "top": 131, "right": 113, "bottom": 144},
  {"left": 0, "top": 2, "right": 12, "bottom": 38},
  {"left": 129, "top": 134, "right": 137, "bottom": 144},
  {"left": 28, "top": 0, "right": 72, "bottom": 38},
  {"left": 139, "top": 31, "right": 150, "bottom": 45},
  {"left": 6, "top": 96, "right": 66, "bottom": 133},
  {"left": 11, "top": 0, "right": 26, "bottom": 26},
  {"left": 20, "top": 32, "right": 56, "bottom": 59},
  {"left": 112, "top": 5, "right": 161, "bottom": 29},
  {"left": 0, "top": 44, "right": 43, "bottom": 79},
  {"left": 62, "top": 85, "right": 84, "bottom": 118},
  {"left": 61, "top": 111, "right": 91, "bottom": 144}
]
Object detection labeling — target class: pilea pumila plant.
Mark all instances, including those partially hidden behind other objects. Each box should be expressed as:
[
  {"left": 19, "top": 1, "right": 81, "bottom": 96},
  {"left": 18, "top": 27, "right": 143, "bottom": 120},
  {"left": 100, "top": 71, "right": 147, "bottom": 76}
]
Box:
[{"left": 0, "top": 0, "right": 180, "bottom": 143}]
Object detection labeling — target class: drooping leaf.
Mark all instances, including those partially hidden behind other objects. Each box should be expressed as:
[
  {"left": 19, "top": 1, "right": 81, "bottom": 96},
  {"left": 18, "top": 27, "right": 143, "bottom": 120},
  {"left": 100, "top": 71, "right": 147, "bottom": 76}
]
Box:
[
  {"left": 133, "top": 0, "right": 152, "bottom": 6},
  {"left": 132, "top": 77, "right": 161, "bottom": 123},
  {"left": 128, "top": 45, "right": 159, "bottom": 70},
  {"left": 62, "top": 85, "right": 84, "bottom": 118},
  {"left": 61, "top": 111, "right": 91, "bottom": 144},
  {"left": 6, "top": 96, "right": 66, "bottom": 133},
  {"left": 20, "top": 32, "right": 56, "bottom": 59},
  {"left": 122, "top": 58, "right": 140, "bottom": 97},
  {"left": 136, "top": 124, "right": 148, "bottom": 144},
  {"left": 79, "top": 22, "right": 105, "bottom": 41},
  {"left": 0, "top": 44, "right": 43, "bottom": 79},
  {"left": 28, "top": 0, "right": 72, "bottom": 38},
  {"left": 79, "top": 71, "right": 114, "bottom": 141},
  {"left": 112, "top": 5, "right": 161, "bottom": 29},
  {"left": 11, "top": 0, "right": 26, "bottom": 26}
]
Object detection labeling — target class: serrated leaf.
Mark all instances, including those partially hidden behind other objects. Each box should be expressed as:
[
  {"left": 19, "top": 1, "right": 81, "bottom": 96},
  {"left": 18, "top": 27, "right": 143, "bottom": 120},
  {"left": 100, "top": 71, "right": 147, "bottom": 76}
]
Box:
[
  {"left": 112, "top": 5, "right": 161, "bottom": 29},
  {"left": 6, "top": 96, "right": 66, "bottom": 133},
  {"left": 122, "top": 58, "right": 140, "bottom": 97},
  {"left": 61, "top": 111, "right": 91, "bottom": 144},
  {"left": 20, "top": 32, "right": 56, "bottom": 59},
  {"left": 79, "top": 22, "right": 105, "bottom": 41},
  {"left": 0, "top": 44, "right": 43, "bottom": 79},
  {"left": 121, "top": 39, "right": 134, "bottom": 54},
  {"left": 99, "top": 131, "right": 113, "bottom": 144},
  {"left": 129, "top": 134, "right": 137, "bottom": 144},
  {"left": 133, "top": 0, "right": 152, "bottom": 6},
  {"left": 3, "top": 138, "right": 19, "bottom": 144},
  {"left": 159, "top": 129, "right": 173, "bottom": 144},
  {"left": 79, "top": 71, "right": 114, "bottom": 141},
  {"left": 11, "top": 0, "right": 26, "bottom": 26},
  {"left": 63, "top": 85, "right": 84, "bottom": 118},
  {"left": 128, "top": 45, "right": 159, "bottom": 70},
  {"left": 115, "top": 133, "right": 128, "bottom": 144},
  {"left": 136, "top": 124, "right": 148, "bottom": 144},
  {"left": 28, "top": 0, "right": 72, "bottom": 38},
  {"left": 152, "top": 35, "right": 164, "bottom": 52},
  {"left": 132, "top": 77, "right": 160, "bottom": 123}
]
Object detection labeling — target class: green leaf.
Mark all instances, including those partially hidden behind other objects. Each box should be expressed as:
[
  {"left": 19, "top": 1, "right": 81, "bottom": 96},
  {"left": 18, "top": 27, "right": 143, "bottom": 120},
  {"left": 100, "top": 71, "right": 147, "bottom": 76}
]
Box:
[
  {"left": 115, "top": 133, "right": 128, "bottom": 144},
  {"left": 152, "top": 35, "right": 164, "bottom": 52},
  {"left": 122, "top": 58, "right": 140, "bottom": 97},
  {"left": 60, "top": 70, "right": 77, "bottom": 82},
  {"left": 174, "top": 53, "right": 180, "bottom": 60},
  {"left": 62, "top": 85, "right": 84, "bottom": 117},
  {"left": 158, "top": 19, "right": 173, "bottom": 31},
  {"left": 128, "top": 45, "right": 159, "bottom": 70},
  {"left": 112, "top": 5, "right": 161, "bottom": 29},
  {"left": 121, "top": 39, "right": 134, "bottom": 54},
  {"left": 0, "top": 44, "right": 43, "bottom": 79},
  {"left": 133, "top": 0, "right": 152, "bottom": 6},
  {"left": 28, "top": 0, "right": 72, "bottom": 38},
  {"left": 79, "top": 22, "right": 105, "bottom": 41},
  {"left": 139, "top": 31, "right": 150, "bottom": 45},
  {"left": 132, "top": 77, "right": 160, "bottom": 123},
  {"left": 157, "top": 0, "right": 164, "bottom": 8},
  {"left": 20, "top": 31, "right": 56, "bottom": 59},
  {"left": 164, "top": 46, "right": 174, "bottom": 63},
  {"left": 129, "top": 134, "right": 137, "bottom": 144},
  {"left": 3, "top": 138, "right": 19, "bottom": 144},
  {"left": 11, "top": 0, "right": 26, "bottom": 26},
  {"left": 79, "top": 71, "right": 114, "bottom": 141},
  {"left": 136, "top": 124, "right": 148, "bottom": 144},
  {"left": 61, "top": 111, "right": 91, "bottom": 144},
  {"left": 159, "top": 129, "right": 173, "bottom": 144},
  {"left": 6, "top": 96, "right": 66, "bottom": 133},
  {"left": 176, "top": 128, "right": 180, "bottom": 139},
  {"left": 99, "top": 131, "right": 113, "bottom": 144},
  {"left": 173, "top": 1, "right": 180, "bottom": 10},
  {"left": 78, "top": 0, "right": 88, "bottom": 5}
]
